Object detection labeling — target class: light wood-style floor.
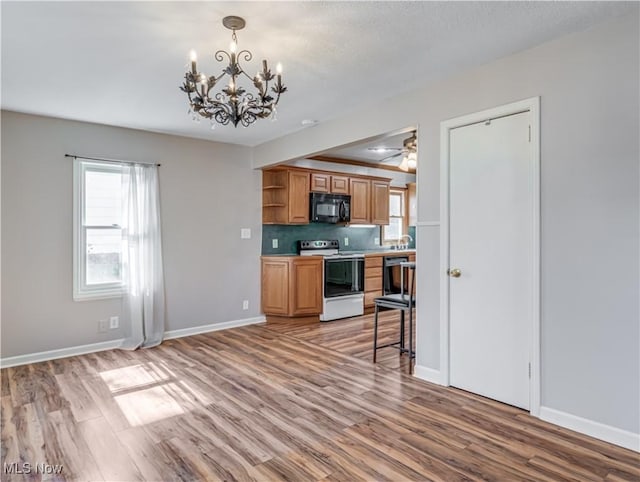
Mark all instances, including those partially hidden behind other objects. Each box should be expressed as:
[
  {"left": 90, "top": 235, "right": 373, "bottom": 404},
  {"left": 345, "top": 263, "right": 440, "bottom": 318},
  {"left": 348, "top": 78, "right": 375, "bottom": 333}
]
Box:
[
  {"left": 266, "top": 309, "right": 416, "bottom": 373},
  {"left": 1, "top": 313, "right": 638, "bottom": 481}
]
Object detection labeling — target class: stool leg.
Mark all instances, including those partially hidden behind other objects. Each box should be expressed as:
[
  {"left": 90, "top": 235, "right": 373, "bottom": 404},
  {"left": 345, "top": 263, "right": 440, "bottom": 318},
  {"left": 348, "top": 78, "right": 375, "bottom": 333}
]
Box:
[
  {"left": 400, "top": 309, "right": 405, "bottom": 352},
  {"left": 409, "top": 305, "right": 414, "bottom": 375},
  {"left": 373, "top": 304, "right": 379, "bottom": 363}
]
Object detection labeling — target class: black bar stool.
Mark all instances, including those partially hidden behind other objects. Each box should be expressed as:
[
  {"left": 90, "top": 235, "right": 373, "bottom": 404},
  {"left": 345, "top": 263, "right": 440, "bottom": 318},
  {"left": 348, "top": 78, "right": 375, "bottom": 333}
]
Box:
[{"left": 373, "top": 261, "right": 416, "bottom": 374}]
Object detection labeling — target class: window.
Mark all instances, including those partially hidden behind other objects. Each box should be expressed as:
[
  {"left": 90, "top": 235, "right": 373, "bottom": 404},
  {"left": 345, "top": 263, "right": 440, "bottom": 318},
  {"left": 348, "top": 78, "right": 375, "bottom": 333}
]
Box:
[
  {"left": 73, "top": 160, "right": 125, "bottom": 300},
  {"left": 382, "top": 188, "right": 408, "bottom": 245}
]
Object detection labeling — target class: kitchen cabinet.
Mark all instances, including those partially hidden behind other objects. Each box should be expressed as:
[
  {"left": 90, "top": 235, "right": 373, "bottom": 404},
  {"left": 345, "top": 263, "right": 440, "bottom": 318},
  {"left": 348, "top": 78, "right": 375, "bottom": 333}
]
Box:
[
  {"left": 262, "top": 169, "right": 310, "bottom": 224},
  {"left": 261, "top": 258, "right": 290, "bottom": 315},
  {"left": 364, "top": 255, "right": 383, "bottom": 311},
  {"left": 363, "top": 252, "right": 416, "bottom": 311},
  {"left": 310, "top": 173, "right": 330, "bottom": 192},
  {"left": 371, "top": 180, "right": 390, "bottom": 225},
  {"left": 263, "top": 166, "right": 391, "bottom": 225},
  {"left": 291, "top": 258, "right": 323, "bottom": 315},
  {"left": 261, "top": 256, "right": 323, "bottom": 317},
  {"left": 311, "top": 172, "right": 350, "bottom": 195},
  {"left": 349, "top": 178, "right": 371, "bottom": 224},
  {"left": 331, "top": 175, "right": 350, "bottom": 194},
  {"left": 288, "top": 171, "right": 310, "bottom": 223}
]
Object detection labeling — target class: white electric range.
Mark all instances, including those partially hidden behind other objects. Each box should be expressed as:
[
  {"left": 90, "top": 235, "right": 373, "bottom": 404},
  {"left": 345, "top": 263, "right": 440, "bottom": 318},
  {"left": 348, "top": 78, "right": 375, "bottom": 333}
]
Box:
[{"left": 298, "top": 240, "right": 365, "bottom": 321}]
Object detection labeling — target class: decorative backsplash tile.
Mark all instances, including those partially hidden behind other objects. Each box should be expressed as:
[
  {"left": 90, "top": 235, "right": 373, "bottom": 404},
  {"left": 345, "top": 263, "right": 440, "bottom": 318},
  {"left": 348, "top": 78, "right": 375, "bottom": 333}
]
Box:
[{"left": 262, "top": 224, "right": 416, "bottom": 254}]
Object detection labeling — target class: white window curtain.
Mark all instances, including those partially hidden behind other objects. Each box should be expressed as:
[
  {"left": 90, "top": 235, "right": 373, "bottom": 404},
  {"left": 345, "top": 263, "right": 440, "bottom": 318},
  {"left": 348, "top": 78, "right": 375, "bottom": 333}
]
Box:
[{"left": 120, "top": 163, "right": 165, "bottom": 349}]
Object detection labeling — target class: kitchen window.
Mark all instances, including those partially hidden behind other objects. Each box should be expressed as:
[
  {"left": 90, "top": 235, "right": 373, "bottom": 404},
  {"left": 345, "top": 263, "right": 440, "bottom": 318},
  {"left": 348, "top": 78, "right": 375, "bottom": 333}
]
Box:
[
  {"left": 382, "top": 188, "right": 408, "bottom": 245},
  {"left": 73, "top": 159, "right": 125, "bottom": 300}
]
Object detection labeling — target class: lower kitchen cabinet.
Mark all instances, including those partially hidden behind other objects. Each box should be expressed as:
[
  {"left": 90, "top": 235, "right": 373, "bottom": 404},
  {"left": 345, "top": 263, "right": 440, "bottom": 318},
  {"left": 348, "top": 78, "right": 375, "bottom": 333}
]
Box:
[
  {"left": 261, "top": 256, "right": 323, "bottom": 317},
  {"left": 364, "top": 255, "right": 383, "bottom": 311},
  {"left": 364, "top": 252, "right": 416, "bottom": 311}
]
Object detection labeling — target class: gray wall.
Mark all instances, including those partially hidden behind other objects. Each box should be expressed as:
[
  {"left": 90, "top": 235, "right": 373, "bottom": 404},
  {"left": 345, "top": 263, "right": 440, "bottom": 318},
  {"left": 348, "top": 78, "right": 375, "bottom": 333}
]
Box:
[
  {"left": 1, "top": 111, "right": 262, "bottom": 358},
  {"left": 253, "top": 13, "right": 640, "bottom": 435}
]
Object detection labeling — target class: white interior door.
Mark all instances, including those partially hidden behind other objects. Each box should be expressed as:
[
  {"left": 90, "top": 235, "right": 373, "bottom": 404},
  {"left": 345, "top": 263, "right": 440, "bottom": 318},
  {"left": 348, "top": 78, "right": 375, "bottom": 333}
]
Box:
[{"left": 449, "top": 111, "right": 532, "bottom": 410}]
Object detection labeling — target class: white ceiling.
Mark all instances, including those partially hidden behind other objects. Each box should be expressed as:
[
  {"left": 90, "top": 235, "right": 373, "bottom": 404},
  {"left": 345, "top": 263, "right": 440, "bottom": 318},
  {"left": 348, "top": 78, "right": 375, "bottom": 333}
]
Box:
[
  {"left": 1, "top": 2, "right": 634, "bottom": 147},
  {"left": 319, "top": 131, "right": 414, "bottom": 165}
]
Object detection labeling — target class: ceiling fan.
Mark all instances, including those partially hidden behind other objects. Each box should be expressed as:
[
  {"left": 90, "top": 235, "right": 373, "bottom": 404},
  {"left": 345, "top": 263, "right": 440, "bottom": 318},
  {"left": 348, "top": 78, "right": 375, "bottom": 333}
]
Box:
[{"left": 374, "top": 132, "right": 417, "bottom": 171}]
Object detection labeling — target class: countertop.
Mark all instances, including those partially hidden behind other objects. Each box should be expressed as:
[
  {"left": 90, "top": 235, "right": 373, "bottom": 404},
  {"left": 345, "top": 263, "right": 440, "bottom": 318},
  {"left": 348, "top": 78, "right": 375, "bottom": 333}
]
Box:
[{"left": 261, "top": 249, "right": 416, "bottom": 258}]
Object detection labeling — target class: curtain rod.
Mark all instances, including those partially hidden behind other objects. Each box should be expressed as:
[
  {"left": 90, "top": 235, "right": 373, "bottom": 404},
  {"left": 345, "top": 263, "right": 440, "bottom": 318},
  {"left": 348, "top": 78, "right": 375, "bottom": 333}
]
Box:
[{"left": 64, "top": 154, "right": 161, "bottom": 167}]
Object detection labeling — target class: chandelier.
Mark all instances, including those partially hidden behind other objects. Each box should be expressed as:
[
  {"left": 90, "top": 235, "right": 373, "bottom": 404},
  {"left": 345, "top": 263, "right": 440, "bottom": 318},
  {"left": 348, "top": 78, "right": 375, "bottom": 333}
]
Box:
[{"left": 181, "top": 16, "right": 287, "bottom": 128}]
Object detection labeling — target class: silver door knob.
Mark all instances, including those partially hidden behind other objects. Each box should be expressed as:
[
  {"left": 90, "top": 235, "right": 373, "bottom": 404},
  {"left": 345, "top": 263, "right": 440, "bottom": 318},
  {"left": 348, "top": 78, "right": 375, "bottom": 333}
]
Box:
[{"left": 448, "top": 268, "right": 461, "bottom": 278}]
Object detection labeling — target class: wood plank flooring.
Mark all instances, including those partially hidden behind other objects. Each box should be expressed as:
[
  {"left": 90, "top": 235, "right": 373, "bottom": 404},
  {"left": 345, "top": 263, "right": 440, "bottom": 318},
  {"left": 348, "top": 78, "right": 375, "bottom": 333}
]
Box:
[
  {"left": 1, "top": 316, "right": 638, "bottom": 481},
  {"left": 265, "top": 309, "right": 416, "bottom": 372}
]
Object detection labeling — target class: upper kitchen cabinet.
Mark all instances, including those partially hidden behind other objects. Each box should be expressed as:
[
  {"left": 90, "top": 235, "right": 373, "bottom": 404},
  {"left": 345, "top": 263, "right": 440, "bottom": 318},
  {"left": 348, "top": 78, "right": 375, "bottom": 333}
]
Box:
[
  {"left": 288, "top": 171, "right": 310, "bottom": 223},
  {"left": 310, "top": 172, "right": 350, "bottom": 195},
  {"left": 263, "top": 166, "right": 391, "bottom": 225},
  {"left": 349, "top": 178, "right": 371, "bottom": 224},
  {"left": 330, "top": 175, "right": 350, "bottom": 194},
  {"left": 350, "top": 177, "right": 390, "bottom": 225},
  {"left": 371, "top": 180, "right": 390, "bottom": 225},
  {"left": 310, "top": 172, "right": 330, "bottom": 192},
  {"left": 262, "top": 169, "right": 310, "bottom": 224}
]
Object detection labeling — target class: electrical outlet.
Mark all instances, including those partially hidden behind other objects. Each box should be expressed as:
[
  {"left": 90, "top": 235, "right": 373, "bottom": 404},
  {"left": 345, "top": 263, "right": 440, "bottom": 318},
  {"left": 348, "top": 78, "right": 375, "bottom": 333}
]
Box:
[
  {"left": 374, "top": 237, "right": 380, "bottom": 245},
  {"left": 344, "top": 237, "right": 349, "bottom": 246},
  {"left": 240, "top": 228, "right": 251, "bottom": 239},
  {"left": 242, "top": 300, "right": 249, "bottom": 310},
  {"left": 109, "top": 316, "right": 119, "bottom": 329},
  {"left": 272, "top": 238, "right": 278, "bottom": 249},
  {"left": 98, "top": 319, "right": 108, "bottom": 333}
]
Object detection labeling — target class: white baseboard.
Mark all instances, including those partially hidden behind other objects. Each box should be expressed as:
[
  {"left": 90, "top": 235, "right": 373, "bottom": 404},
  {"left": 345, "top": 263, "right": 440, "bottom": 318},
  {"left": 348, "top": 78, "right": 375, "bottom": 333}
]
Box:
[
  {"left": 0, "top": 315, "right": 266, "bottom": 369},
  {"left": 539, "top": 406, "right": 639, "bottom": 452},
  {"left": 413, "top": 364, "right": 445, "bottom": 385},
  {"left": 163, "top": 315, "right": 265, "bottom": 340},
  {"left": 0, "top": 338, "right": 125, "bottom": 368}
]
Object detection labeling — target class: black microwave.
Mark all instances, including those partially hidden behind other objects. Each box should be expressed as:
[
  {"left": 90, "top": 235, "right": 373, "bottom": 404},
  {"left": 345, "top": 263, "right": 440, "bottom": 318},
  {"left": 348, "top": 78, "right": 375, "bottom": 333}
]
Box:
[{"left": 310, "top": 192, "right": 351, "bottom": 223}]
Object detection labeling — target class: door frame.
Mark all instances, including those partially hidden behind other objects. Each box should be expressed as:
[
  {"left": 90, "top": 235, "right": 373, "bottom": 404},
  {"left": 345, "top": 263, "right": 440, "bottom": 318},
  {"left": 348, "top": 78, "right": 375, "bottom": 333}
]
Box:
[{"left": 439, "top": 97, "right": 541, "bottom": 416}]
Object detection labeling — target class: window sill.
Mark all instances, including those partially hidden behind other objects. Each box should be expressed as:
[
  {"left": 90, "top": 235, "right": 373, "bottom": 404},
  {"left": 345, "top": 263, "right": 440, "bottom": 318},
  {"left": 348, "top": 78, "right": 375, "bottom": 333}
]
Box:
[{"left": 73, "top": 289, "right": 124, "bottom": 302}]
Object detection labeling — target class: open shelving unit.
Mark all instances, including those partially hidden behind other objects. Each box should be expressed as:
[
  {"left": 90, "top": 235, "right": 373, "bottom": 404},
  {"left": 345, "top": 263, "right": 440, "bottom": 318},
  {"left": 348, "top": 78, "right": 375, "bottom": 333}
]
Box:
[{"left": 262, "top": 170, "right": 289, "bottom": 224}]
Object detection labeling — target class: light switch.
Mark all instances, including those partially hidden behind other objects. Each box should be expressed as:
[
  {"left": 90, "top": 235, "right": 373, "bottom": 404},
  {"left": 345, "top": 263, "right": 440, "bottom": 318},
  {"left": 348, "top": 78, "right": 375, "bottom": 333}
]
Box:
[
  {"left": 240, "top": 228, "right": 251, "bottom": 239},
  {"left": 272, "top": 239, "right": 279, "bottom": 249}
]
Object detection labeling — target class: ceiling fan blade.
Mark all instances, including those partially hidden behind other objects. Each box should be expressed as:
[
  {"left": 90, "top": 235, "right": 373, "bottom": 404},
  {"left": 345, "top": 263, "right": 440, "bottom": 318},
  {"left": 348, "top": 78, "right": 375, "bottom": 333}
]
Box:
[{"left": 378, "top": 152, "right": 404, "bottom": 163}]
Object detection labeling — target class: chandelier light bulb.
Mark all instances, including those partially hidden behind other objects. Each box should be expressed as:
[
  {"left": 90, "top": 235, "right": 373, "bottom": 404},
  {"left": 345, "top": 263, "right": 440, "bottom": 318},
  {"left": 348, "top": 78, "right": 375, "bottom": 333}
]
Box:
[
  {"left": 189, "top": 50, "right": 197, "bottom": 74},
  {"left": 276, "top": 62, "right": 283, "bottom": 74}
]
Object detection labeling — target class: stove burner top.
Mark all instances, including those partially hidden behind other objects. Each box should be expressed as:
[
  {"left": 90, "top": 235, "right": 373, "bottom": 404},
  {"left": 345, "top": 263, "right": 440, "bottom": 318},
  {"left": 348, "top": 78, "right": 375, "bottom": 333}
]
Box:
[{"left": 298, "top": 239, "right": 339, "bottom": 256}]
